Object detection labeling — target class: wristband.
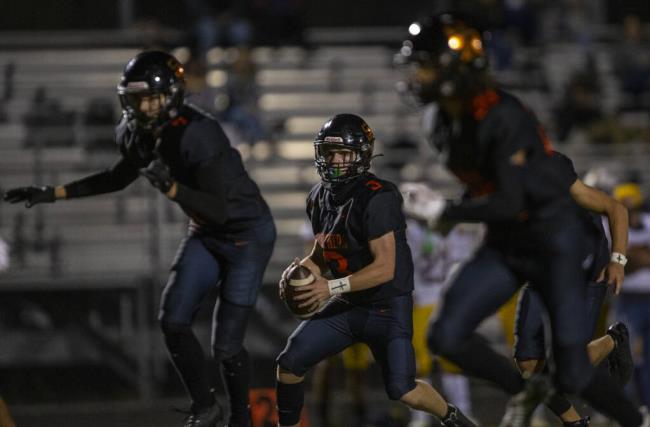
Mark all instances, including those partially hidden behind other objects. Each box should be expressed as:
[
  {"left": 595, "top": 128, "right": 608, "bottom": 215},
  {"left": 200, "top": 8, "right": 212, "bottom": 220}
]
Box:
[
  {"left": 611, "top": 252, "right": 628, "bottom": 266},
  {"left": 327, "top": 276, "right": 351, "bottom": 295}
]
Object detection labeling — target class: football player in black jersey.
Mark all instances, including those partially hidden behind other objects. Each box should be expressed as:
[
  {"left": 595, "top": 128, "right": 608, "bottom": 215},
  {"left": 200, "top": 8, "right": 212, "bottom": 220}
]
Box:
[
  {"left": 274, "top": 114, "right": 475, "bottom": 427},
  {"left": 395, "top": 14, "right": 648, "bottom": 427},
  {"left": 504, "top": 152, "right": 633, "bottom": 427},
  {"left": 3, "top": 51, "right": 276, "bottom": 427}
]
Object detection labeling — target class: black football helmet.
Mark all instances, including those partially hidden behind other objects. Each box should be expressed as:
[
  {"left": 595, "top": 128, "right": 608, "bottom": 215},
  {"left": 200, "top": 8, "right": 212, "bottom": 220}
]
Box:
[
  {"left": 395, "top": 13, "right": 489, "bottom": 104},
  {"left": 314, "top": 114, "right": 375, "bottom": 184},
  {"left": 117, "top": 51, "right": 185, "bottom": 131}
]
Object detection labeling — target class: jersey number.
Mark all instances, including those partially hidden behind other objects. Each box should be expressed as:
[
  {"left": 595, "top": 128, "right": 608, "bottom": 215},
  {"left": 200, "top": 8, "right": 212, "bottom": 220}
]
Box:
[{"left": 323, "top": 250, "right": 351, "bottom": 275}]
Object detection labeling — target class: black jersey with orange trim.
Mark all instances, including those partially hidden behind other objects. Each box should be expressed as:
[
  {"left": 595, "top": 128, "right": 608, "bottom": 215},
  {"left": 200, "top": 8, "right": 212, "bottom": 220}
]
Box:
[
  {"left": 431, "top": 88, "right": 579, "bottom": 227},
  {"left": 64, "top": 102, "right": 270, "bottom": 239},
  {"left": 306, "top": 173, "right": 414, "bottom": 304}
]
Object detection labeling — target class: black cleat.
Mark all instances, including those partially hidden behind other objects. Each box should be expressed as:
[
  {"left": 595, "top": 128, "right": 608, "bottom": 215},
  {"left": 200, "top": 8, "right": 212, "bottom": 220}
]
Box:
[
  {"left": 182, "top": 401, "right": 224, "bottom": 427},
  {"left": 499, "top": 375, "right": 551, "bottom": 427},
  {"left": 441, "top": 403, "right": 477, "bottom": 427},
  {"left": 563, "top": 416, "right": 590, "bottom": 427},
  {"left": 606, "top": 322, "right": 634, "bottom": 386}
]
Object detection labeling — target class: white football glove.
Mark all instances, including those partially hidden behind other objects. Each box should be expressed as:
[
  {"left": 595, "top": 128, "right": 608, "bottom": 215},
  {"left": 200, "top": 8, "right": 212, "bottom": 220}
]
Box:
[{"left": 399, "top": 182, "right": 446, "bottom": 228}]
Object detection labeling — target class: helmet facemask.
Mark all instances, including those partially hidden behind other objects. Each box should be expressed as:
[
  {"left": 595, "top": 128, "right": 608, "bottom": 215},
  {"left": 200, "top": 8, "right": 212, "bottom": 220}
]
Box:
[
  {"left": 315, "top": 141, "right": 371, "bottom": 184},
  {"left": 118, "top": 83, "right": 184, "bottom": 132}
]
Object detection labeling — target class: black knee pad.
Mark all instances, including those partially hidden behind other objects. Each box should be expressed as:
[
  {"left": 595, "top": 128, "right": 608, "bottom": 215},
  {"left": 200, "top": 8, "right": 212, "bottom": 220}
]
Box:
[
  {"left": 385, "top": 377, "right": 415, "bottom": 401},
  {"left": 212, "top": 299, "right": 252, "bottom": 361},
  {"left": 276, "top": 380, "right": 304, "bottom": 426},
  {"left": 276, "top": 350, "right": 307, "bottom": 378}
]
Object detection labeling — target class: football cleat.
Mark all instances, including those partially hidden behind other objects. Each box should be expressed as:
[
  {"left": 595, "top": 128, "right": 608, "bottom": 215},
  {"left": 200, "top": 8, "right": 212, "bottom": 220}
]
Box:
[
  {"left": 499, "top": 375, "right": 551, "bottom": 427},
  {"left": 606, "top": 322, "right": 634, "bottom": 385}
]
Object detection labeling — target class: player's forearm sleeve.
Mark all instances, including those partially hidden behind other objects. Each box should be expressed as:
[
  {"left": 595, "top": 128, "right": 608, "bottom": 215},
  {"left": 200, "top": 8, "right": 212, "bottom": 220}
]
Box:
[{"left": 63, "top": 157, "right": 139, "bottom": 198}]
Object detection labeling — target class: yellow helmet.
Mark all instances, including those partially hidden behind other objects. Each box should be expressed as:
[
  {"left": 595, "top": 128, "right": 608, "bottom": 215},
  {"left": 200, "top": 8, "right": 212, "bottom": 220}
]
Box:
[{"left": 613, "top": 183, "right": 643, "bottom": 208}]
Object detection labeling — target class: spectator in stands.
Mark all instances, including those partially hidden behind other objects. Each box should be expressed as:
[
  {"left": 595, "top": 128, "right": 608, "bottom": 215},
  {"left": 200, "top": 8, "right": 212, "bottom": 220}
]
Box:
[
  {"left": 220, "top": 48, "right": 271, "bottom": 150},
  {"left": 23, "top": 87, "right": 75, "bottom": 148},
  {"left": 613, "top": 14, "right": 650, "bottom": 110},
  {"left": 613, "top": 183, "right": 650, "bottom": 409},
  {"left": 250, "top": 0, "right": 306, "bottom": 47},
  {"left": 553, "top": 54, "right": 604, "bottom": 142},
  {"left": 3, "top": 51, "right": 276, "bottom": 427},
  {"left": 184, "top": 0, "right": 253, "bottom": 60},
  {"left": 83, "top": 98, "right": 118, "bottom": 152},
  {"left": 184, "top": 57, "right": 222, "bottom": 117}
]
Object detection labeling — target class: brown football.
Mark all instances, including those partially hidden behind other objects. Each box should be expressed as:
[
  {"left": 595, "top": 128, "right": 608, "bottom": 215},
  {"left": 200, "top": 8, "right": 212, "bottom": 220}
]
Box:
[{"left": 283, "top": 264, "right": 319, "bottom": 319}]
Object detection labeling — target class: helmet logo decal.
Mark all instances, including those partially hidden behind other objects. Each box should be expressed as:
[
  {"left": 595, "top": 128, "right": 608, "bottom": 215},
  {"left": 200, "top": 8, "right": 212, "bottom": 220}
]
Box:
[
  {"left": 324, "top": 136, "right": 343, "bottom": 143},
  {"left": 126, "top": 81, "right": 149, "bottom": 91}
]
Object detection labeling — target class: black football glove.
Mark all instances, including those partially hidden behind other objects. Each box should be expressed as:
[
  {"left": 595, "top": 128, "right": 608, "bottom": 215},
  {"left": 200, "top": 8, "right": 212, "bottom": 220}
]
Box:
[
  {"left": 3, "top": 186, "right": 56, "bottom": 208},
  {"left": 139, "top": 159, "right": 174, "bottom": 193}
]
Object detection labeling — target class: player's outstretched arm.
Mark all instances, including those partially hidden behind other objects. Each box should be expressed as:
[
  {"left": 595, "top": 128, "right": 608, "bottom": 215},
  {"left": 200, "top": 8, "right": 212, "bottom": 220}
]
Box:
[
  {"left": 3, "top": 157, "right": 140, "bottom": 208},
  {"left": 3, "top": 185, "right": 57, "bottom": 208}
]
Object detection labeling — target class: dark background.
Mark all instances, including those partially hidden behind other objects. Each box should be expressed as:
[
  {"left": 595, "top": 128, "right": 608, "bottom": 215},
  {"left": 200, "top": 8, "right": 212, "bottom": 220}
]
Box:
[{"left": 0, "top": 0, "right": 647, "bottom": 30}]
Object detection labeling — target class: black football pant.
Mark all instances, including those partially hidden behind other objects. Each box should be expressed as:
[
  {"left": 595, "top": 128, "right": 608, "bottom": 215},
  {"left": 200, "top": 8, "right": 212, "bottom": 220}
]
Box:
[{"left": 159, "top": 217, "right": 276, "bottom": 421}]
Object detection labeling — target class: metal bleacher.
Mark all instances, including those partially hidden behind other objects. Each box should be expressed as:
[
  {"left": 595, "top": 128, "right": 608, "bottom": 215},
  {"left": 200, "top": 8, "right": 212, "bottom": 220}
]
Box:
[
  {"left": 1, "top": 43, "right": 649, "bottom": 406},
  {"left": 0, "top": 45, "right": 432, "bottom": 288}
]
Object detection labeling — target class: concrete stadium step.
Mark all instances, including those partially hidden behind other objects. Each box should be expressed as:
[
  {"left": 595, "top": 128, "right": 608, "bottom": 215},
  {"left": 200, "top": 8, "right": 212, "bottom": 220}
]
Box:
[{"left": 259, "top": 90, "right": 401, "bottom": 115}]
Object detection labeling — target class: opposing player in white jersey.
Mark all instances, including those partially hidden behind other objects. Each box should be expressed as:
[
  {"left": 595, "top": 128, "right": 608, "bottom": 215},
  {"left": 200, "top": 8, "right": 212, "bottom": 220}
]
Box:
[{"left": 407, "top": 219, "right": 485, "bottom": 427}]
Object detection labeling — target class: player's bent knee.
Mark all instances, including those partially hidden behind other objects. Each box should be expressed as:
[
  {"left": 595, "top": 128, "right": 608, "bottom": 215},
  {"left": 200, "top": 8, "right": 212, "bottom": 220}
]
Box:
[
  {"left": 387, "top": 378, "right": 416, "bottom": 401},
  {"left": 218, "top": 347, "right": 248, "bottom": 373},
  {"left": 277, "top": 365, "right": 304, "bottom": 384},
  {"left": 427, "top": 321, "right": 459, "bottom": 356},
  {"left": 276, "top": 350, "right": 308, "bottom": 380}
]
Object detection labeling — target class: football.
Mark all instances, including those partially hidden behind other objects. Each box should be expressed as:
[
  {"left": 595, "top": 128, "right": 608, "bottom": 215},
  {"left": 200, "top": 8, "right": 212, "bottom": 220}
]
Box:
[{"left": 283, "top": 264, "right": 320, "bottom": 319}]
